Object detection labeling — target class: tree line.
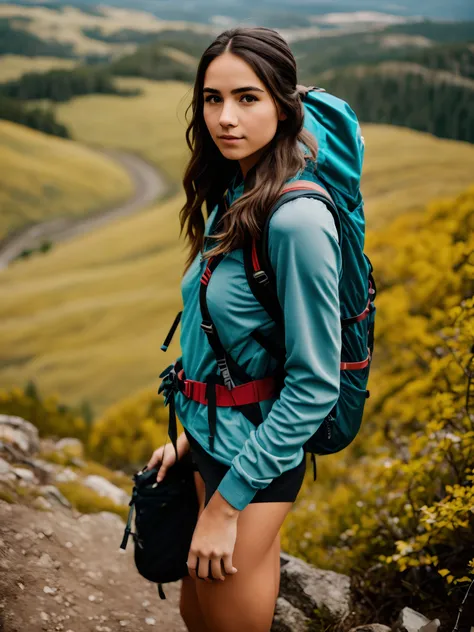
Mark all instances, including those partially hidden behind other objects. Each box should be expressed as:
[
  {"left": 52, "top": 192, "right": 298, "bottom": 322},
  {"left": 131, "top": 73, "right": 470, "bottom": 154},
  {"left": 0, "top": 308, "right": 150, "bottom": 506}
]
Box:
[
  {"left": 0, "top": 97, "right": 69, "bottom": 138},
  {"left": 0, "top": 67, "right": 140, "bottom": 102},
  {"left": 316, "top": 68, "right": 474, "bottom": 144},
  {"left": 0, "top": 18, "right": 74, "bottom": 57}
]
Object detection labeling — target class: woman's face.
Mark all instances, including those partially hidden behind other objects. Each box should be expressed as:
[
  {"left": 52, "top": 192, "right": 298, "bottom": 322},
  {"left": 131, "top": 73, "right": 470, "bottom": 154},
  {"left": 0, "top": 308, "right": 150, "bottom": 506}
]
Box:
[{"left": 202, "top": 52, "right": 286, "bottom": 178}]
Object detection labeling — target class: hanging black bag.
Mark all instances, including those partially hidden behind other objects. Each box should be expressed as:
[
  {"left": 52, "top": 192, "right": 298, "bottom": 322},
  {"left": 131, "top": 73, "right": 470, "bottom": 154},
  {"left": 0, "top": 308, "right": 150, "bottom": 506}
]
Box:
[{"left": 119, "top": 449, "right": 199, "bottom": 599}]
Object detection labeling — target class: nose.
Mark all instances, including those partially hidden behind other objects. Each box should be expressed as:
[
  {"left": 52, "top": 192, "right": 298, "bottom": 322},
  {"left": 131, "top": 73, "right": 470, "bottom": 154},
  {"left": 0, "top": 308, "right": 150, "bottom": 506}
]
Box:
[{"left": 218, "top": 99, "right": 238, "bottom": 129}]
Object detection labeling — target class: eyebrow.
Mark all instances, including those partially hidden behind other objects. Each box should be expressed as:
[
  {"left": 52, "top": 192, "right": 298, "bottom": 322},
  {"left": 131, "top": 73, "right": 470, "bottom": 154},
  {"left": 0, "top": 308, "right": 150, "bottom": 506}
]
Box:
[{"left": 202, "top": 86, "right": 265, "bottom": 95}]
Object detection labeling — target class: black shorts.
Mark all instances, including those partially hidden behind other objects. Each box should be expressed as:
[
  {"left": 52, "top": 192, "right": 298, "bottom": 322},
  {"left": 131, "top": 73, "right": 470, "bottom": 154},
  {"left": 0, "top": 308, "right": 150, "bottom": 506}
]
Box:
[{"left": 183, "top": 428, "right": 307, "bottom": 507}]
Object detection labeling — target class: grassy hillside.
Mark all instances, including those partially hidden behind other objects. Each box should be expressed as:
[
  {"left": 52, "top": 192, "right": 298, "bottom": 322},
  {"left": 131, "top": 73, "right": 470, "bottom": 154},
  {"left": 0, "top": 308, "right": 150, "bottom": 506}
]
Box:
[
  {"left": 0, "top": 119, "right": 134, "bottom": 238},
  {"left": 52, "top": 78, "right": 193, "bottom": 183},
  {"left": 0, "top": 54, "right": 77, "bottom": 81},
  {"left": 1, "top": 107, "right": 474, "bottom": 412},
  {"left": 0, "top": 191, "right": 185, "bottom": 414},
  {"left": 360, "top": 125, "right": 474, "bottom": 228}
]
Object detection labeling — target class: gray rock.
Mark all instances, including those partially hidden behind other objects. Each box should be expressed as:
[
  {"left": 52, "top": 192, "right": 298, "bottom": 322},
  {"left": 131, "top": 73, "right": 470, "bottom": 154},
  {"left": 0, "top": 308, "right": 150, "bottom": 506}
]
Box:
[
  {"left": 0, "top": 456, "right": 11, "bottom": 474},
  {"left": 419, "top": 619, "right": 441, "bottom": 632},
  {"left": 271, "top": 596, "right": 311, "bottom": 632},
  {"left": 12, "top": 467, "right": 38, "bottom": 484},
  {"left": 82, "top": 475, "right": 129, "bottom": 506},
  {"left": 54, "top": 468, "right": 78, "bottom": 483},
  {"left": 392, "top": 607, "right": 431, "bottom": 632},
  {"left": 29, "top": 458, "right": 59, "bottom": 476},
  {"left": 39, "top": 485, "right": 72, "bottom": 508},
  {"left": 0, "top": 415, "right": 39, "bottom": 454},
  {"left": 279, "top": 551, "right": 351, "bottom": 621}
]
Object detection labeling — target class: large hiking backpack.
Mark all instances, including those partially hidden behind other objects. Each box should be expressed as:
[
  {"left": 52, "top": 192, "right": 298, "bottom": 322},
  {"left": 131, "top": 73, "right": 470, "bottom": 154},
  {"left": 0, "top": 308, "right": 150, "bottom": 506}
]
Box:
[{"left": 159, "top": 87, "right": 377, "bottom": 481}]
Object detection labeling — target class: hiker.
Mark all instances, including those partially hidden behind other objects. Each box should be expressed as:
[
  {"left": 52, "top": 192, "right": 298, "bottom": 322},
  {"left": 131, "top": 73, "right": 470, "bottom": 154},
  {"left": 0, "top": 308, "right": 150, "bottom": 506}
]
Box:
[{"left": 147, "top": 25, "right": 375, "bottom": 632}]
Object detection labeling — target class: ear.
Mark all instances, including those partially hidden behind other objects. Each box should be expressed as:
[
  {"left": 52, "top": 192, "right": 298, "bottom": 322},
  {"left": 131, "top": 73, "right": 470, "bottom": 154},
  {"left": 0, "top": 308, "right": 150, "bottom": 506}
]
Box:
[{"left": 278, "top": 110, "right": 287, "bottom": 121}]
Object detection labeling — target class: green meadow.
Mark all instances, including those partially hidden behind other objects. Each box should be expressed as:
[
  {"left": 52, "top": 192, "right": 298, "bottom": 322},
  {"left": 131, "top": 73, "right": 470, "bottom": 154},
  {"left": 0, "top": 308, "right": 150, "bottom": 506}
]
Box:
[
  {"left": 1, "top": 77, "right": 474, "bottom": 414},
  {"left": 0, "top": 55, "right": 78, "bottom": 82}
]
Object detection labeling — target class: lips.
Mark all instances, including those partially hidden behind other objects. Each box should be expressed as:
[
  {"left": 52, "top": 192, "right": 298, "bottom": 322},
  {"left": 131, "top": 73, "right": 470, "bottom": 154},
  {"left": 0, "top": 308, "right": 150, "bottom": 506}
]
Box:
[{"left": 219, "top": 136, "right": 243, "bottom": 140}]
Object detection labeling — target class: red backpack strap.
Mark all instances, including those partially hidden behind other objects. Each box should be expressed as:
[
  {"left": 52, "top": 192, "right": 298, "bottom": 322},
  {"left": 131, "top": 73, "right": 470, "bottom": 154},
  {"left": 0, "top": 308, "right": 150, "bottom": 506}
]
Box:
[
  {"left": 251, "top": 179, "right": 339, "bottom": 284},
  {"left": 280, "top": 179, "right": 335, "bottom": 206}
]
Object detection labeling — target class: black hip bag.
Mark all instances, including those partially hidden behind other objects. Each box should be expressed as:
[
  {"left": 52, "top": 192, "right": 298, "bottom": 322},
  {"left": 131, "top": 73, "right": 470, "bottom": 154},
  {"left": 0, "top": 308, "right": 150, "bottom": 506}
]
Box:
[{"left": 119, "top": 451, "right": 199, "bottom": 599}]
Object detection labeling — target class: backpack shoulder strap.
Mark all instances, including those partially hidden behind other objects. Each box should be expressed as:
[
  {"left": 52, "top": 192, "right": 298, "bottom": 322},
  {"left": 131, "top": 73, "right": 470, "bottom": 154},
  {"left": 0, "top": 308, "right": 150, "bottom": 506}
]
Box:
[{"left": 243, "top": 180, "right": 342, "bottom": 359}]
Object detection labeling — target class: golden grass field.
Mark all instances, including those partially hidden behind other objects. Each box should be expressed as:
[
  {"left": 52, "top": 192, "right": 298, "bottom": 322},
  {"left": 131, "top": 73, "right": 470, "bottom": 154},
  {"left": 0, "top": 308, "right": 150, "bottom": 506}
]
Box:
[
  {"left": 52, "top": 78, "right": 194, "bottom": 184},
  {"left": 0, "top": 120, "right": 134, "bottom": 239},
  {"left": 0, "top": 55, "right": 78, "bottom": 82},
  {"left": 1, "top": 77, "right": 474, "bottom": 414}
]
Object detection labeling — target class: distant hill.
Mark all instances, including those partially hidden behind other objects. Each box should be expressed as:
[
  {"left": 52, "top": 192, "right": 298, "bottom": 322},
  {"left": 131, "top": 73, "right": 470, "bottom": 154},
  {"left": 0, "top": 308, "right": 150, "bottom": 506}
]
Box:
[
  {"left": 0, "top": 55, "right": 77, "bottom": 82},
  {"left": 2, "top": 0, "right": 473, "bottom": 23}
]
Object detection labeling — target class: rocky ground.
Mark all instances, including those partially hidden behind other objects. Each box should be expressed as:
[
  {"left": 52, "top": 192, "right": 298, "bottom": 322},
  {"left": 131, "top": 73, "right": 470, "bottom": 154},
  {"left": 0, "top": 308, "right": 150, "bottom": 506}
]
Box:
[
  {"left": 0, "top": 414, "right": 442, "bottom": 632},
  {"left": 0, "top": 499, "right": 187, "bottom": 632}
]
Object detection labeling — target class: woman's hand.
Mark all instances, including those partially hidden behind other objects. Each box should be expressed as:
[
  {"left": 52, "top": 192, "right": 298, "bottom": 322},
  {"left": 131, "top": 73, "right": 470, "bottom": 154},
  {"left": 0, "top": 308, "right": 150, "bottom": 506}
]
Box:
[
  {"left": 147, "top": 432, "right": 190, "bottom": 483},
  {"left": 187, "top": 492, "right": 239, "bottom": 583}
]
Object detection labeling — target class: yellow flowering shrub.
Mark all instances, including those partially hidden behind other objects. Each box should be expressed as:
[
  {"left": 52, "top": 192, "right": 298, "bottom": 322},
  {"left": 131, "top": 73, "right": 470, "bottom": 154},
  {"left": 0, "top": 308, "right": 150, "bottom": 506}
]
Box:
[
  {"left": 0, "top": 383, "right": 88, "bottom": 442},
  {"left": 87, "top": 386, "right": 172, "bottom": 471},
  {"left": 282, "top": 186, "right": 474, "bottom": 628}
]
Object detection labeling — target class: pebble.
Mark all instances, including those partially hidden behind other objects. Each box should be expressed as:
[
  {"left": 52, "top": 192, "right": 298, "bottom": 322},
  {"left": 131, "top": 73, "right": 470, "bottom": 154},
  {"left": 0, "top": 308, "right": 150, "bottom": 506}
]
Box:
[
  {"left": 145, "top": 618, "right": 156, "bottom": 626},
  {"left": 43, "top": 585, "right": 57, "bottom": 594},
  {"left": 40, "top": 612, "right": 50, "bottom": 621},
  {"left": 37, "top": 553, "right": 54, "bottom": 568}
]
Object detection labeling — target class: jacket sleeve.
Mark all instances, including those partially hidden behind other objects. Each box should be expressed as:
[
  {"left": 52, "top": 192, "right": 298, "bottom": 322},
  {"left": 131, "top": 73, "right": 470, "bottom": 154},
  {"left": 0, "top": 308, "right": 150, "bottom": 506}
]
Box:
[{"left": 216, "top": 196, "right": 342, "bottom": 511}]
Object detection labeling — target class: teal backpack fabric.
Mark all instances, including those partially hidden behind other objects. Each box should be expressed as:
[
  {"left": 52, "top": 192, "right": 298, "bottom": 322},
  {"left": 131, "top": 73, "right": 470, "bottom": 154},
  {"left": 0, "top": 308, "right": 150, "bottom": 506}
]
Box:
[{"left": 244, "top": 86, "right": 377, "bottom": 456}]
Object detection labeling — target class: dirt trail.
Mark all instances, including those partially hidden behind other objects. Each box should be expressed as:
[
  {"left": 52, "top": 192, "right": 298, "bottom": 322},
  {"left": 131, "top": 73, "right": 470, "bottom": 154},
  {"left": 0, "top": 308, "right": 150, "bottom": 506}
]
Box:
[
  {"left": 0, "top": 149, "right": 169, "bottom": 270},
  {"left": 0, "top": 499, "right": 187, "bottom": 632}
]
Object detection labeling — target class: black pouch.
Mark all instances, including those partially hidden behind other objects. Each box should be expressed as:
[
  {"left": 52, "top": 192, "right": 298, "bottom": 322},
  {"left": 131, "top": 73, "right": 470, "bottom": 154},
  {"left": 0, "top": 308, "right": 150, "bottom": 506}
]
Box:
[{"left": 119, "top": 450, "right": 199, "bottom": 599}]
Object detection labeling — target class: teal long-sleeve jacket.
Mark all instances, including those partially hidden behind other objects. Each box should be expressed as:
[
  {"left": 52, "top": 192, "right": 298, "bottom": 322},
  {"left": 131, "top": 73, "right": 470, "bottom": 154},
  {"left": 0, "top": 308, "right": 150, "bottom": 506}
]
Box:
[{"left": 173, "top": 170, "right": 342, "bottom": 511}]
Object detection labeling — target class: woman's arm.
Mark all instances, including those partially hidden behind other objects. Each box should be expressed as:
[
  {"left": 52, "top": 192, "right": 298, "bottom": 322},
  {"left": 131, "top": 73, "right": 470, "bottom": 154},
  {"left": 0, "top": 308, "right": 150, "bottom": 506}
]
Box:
[
  {"left": 177, "top": 431, "right": 191, "bottom": 459},
  {"left": 215, "top": 196, "right": 343, "bottom": 511}
]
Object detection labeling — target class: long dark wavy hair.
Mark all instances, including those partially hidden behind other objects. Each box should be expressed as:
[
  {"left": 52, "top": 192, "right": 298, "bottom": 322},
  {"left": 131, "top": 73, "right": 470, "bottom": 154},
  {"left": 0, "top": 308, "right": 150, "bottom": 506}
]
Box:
[{"left": 180, "top": 26, "right": 318, "bottom": 275}]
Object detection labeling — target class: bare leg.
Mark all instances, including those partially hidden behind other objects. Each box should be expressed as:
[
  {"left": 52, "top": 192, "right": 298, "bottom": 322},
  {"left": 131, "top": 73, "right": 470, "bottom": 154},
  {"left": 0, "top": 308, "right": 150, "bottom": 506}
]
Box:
[
  {"left": 194, "top": 501, "right": 294, "bottom": 632},
  {"left": 180, "top": 575, "right": 210, "bottom": 632},
  {"left": 180, "top": 471, "right": 210, "bottom": 632},
  {"left": 273, "top": 531, "right": 281, "bottom": 603}
]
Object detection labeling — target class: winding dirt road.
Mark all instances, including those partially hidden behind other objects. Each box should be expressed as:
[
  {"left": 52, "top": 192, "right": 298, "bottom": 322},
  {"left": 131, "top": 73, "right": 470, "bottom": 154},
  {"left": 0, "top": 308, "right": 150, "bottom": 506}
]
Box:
[{"left": 0, "top": 149, "right": 170, "bottom": 270}]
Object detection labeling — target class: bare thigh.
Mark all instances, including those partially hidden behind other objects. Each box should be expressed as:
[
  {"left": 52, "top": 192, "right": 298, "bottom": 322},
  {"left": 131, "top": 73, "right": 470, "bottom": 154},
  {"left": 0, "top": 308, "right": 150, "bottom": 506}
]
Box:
[{"left": 191, "top": 473, "right": 293, "bottom": 632}]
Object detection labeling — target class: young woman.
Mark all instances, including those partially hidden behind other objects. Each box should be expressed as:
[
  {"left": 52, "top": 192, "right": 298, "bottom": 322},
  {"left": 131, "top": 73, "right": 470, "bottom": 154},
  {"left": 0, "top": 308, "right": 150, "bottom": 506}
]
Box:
[{"left": 147, "top": 26, "right": 342, "bottom": 632}]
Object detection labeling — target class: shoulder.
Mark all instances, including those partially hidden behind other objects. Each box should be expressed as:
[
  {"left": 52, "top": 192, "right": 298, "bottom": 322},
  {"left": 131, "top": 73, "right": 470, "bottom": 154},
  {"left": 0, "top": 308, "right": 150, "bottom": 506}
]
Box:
[{"left": 268, "top": 196, "right": 339, "bottom": 245}]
